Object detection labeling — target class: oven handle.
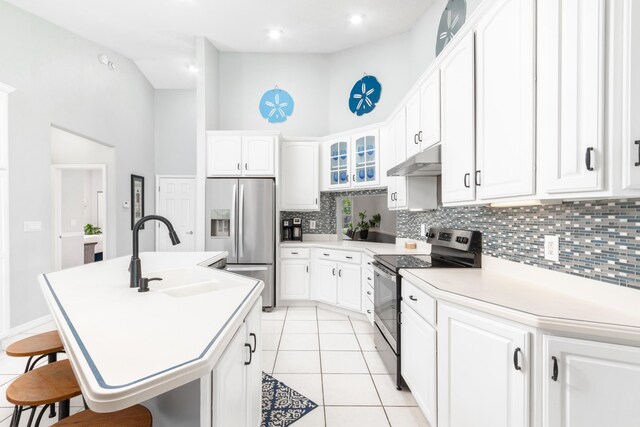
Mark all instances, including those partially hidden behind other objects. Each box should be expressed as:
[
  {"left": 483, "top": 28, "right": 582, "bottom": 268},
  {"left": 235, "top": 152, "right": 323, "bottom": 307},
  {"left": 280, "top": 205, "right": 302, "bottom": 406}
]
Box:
[{"left": 372, "top": 261, "right": 396, "bottom": 283}]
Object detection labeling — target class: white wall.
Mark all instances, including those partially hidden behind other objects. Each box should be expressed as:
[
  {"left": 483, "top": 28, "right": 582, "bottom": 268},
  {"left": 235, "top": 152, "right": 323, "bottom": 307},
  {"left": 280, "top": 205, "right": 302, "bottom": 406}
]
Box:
[
  {"left": 328, "top": 33, "right": 411, "bottom": 134},
  {"left": 0, "top": 0, "right": 155, "bottom": 327},
  {"left": 155, "top": 90, "right": 196, "bottom": 175},
  {"left": 218, "top": 53, "right": 330, "bottom": 137}
]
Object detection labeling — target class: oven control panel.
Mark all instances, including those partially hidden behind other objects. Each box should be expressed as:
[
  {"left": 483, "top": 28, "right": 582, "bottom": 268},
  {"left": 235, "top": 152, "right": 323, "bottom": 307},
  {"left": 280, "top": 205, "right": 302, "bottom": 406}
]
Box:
[{"left": 426, "top": 228, "right": 481, "bottom": 252}]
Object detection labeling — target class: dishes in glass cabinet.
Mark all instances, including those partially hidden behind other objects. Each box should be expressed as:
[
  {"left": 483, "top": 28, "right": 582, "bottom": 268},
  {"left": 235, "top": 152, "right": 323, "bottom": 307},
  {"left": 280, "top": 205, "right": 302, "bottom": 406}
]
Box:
[
  {"left": 332, "top": 150, "right": 338, "bottom": 159},
  {"left": 340, "top": 171, "right": 348, "bottom": 182},
  {"left": 340, "top": 149, "right": 347, "bottom": 160},
  {"left": 332, "top": 172, "right": 339, "bottom": 184},
  {"left": 358, "top": 169, "right": 365, "bottom": 180},
  {"left": 367, "top": 144, "right": 374, "bottom": 155},
  {"left": 367, "top": 169, "right": 375, "bottom": 179}
]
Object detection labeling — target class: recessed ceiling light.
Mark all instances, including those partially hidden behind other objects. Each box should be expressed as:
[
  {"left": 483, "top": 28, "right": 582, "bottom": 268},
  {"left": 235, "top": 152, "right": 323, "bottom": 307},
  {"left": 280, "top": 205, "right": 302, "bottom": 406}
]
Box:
[
  {"left": 349, "top": 14, "right": 366, "bottom": 25},
  {"left": 187, "top": 64, "right": 198, "bottom": 74},
  {"left": 268, "top": 29, "right": 283, "bottom": 40},
  {"left": 97, "top": 54, "right": 109, "bottom": 65}
]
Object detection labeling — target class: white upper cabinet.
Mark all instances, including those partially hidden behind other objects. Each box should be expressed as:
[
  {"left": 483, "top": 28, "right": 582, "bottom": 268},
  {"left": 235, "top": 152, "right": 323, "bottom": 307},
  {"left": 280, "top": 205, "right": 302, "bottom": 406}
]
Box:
[
  {"left": 543, "top": 336, "right": 640, "bottom": 427},
  {"left": 475, "top": 0, "right": 535, "bottom": 200},
  {"left": 538, "top": 0, "right": 606, "bottom": 194},
  {"left": 351, "top": 130, "right": 380, "bottom": 188},
  {"left": 327, "top": 137, "right": 351, "bottom": 190},
  {"left": 405, "top": 91, "right": 422, "bottom": 158},
  {"left": 419, "top": 70, "right": 442, "bottom": 150},
  {"left": 438, "top": 304, "right": 530, "bottom": 427},
  {"left": 280, "top": 141, "right": 319, "bottom": 211},
  {"left": 207, "top": 135, "right": 242, "bottom": 177},
  {"left": 242, "top": 136, "right": 275, "bottom": 176},
  {"left": 622, "top": 0, "right": 640, "bottom": 190},
  {"left": 441, "top": 32, "right": 476, "bottom": 204},
  {"left": 206, "top": 133, "right": 275, "bottom": 177}
]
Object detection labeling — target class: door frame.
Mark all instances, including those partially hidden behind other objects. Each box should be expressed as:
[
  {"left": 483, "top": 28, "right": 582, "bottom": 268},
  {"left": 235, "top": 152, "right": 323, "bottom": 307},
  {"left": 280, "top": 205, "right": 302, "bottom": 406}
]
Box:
[
  {"left": 51, "top": 164, "right": 108, "bottom": 271},
  {"left": 0, "top": 82, "right": 15, "bottom": 334},
  {"left": 155, "top": 174, "right": 196, "bottom": 251}
]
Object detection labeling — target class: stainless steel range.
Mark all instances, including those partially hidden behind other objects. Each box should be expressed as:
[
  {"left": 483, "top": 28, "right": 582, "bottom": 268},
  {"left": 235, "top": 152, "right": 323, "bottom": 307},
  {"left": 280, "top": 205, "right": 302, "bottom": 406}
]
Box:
[{"left": 372, "top": 228, "right": 482, "bottom": 389}]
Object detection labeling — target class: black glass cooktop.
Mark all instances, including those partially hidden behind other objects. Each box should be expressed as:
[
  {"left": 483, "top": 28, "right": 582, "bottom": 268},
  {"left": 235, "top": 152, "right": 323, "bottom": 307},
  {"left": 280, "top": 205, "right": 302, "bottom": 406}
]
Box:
[{"left": 375, "top": 254, "right": 472, "bottom": 271}]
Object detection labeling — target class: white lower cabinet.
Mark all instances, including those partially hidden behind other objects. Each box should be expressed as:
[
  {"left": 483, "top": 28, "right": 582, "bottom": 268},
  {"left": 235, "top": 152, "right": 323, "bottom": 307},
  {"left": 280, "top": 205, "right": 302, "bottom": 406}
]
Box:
[
  {"left": 437, "top": 303, "right": 529, "bottom": 427},
  {"left": 308, "top": 250, "right": 361, "bottom": 311},
  {"left": 312, "top": 258, "right": 338, "bottom": 304},
  {"left": 212, "top": 300, "right": 262, "bottom": 427},
  {"left": 401, "top": 302, "right": 437, "bottom": 427},
  {"left": 336, "top": 263, "right": 361, "bottom": 311},
  {"left": 543, "top": 335, "right": 640, "bottom": 427},
  {"left": 280, "top": 259, "right": 310, "bottom": 300}
]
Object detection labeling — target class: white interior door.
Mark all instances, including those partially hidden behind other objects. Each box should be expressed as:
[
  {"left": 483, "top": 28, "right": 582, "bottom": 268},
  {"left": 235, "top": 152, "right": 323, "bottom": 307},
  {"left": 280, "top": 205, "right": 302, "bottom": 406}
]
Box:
[
  {"left": 157, "top": 177, "right": 196, "bottom": 251},
  {"left": 56, "top": 169, "right": 85, "bottom": 270}
]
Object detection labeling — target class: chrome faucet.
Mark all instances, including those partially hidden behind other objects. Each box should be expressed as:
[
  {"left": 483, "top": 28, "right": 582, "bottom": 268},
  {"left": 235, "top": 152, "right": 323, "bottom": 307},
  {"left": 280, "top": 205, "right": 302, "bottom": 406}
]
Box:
[{"left": 129, "top": 215, "right": 181, "bottom": 288}]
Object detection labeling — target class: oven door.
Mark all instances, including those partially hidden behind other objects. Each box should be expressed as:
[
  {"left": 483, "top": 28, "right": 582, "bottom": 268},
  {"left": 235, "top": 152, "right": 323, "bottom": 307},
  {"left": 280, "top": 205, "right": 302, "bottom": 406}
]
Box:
[{"left": 372, "top": 262, "right": 398, "bottom": 351}]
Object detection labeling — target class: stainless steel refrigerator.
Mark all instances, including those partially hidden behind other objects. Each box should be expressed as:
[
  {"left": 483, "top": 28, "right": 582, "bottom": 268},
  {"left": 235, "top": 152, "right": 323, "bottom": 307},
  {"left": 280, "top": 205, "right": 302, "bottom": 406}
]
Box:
[{"left": 205, "top": 178, "right": 275, "bottom": 309}]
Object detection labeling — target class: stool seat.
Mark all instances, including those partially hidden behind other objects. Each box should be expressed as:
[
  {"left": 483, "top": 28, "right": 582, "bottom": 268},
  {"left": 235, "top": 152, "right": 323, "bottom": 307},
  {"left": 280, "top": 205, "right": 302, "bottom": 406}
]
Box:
[
  {"left": 6, "top": 360, "right": 81, "bottom": 407},
  {"left": 53, "top": 405, "right": 152, "bottom": 426},
  {"left": 6, "top": 331, "right": 64, "bottom": 357}
]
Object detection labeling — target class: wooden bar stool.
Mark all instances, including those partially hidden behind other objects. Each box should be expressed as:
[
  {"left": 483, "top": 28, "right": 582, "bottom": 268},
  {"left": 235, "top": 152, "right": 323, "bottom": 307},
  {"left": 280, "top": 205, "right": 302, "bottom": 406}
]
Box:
[
  {"left": 6, "top": 360, "right": 81, "bottom": 427},
  {"left": 53, "top": 405, "right": 152, "bottom": 426},
  {"left": 6, "top": 330, "right": 65, "bottom": 419}
]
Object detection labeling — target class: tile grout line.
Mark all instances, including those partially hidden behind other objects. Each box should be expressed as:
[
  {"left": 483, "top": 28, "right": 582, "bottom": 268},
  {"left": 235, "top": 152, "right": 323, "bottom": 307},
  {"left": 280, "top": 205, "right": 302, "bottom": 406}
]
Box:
[
  {"left": 316, "top": 307, "right": 328, "bottom": 427},
  {"left": 349, "top": 315, "right": 393, "bottom": 427}
]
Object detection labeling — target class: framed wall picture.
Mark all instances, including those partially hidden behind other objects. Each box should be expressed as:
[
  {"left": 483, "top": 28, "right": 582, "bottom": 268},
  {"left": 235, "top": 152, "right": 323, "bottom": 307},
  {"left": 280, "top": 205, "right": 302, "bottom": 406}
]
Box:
[{"left": 131, "top": 174, "right": 145, "bottom": 230}]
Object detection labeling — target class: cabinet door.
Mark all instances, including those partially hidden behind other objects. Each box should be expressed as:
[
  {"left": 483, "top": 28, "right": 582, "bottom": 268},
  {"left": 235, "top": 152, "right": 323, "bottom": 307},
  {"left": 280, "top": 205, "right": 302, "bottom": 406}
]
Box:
[
  {"left": 394, "top": 109, "right": 407, "bottom": 164},
  {"left": 212, "top": 323, "right": 248, "bottom": 427},
  {"left": 245, "top": 300, "right": 262, "bottom": 427},
  {"left": 337, "top": 263, "right": 361, "bottom": 311},
  {"left": 382, "top": 120, "right": 398, "bottom": 210},
  {"left": 406, "top": 92, "right": 422, "bottom": 158},
  {"left": 543, "top": 336, "right": 640, "bottom": 427},
  {"left": 441, "top": 33, "right": 476, "bottom": 204},
  {"left": 401, "top": 303, "right": 437, "bottom": 427},
  {"left": 312, "top": 259, "right": 337, "bottom": 304},
  {"left": 351, "top": 131, "right": 380, "bottom": 188},
  {"left": 622, "top": 0, "right": 640, "bottom": 189},
  {"left": 242, "top": 136, "right": 275, "bottom": 176},
  {"left": 438, "top": 304, "right": 529, "bottom": 427},
  {"left": 538, "top": 0, "right": 605, "bottom": 193},
  {"left": 207, "top": 135, "right": 242, "bottom": 177},
  {"left": 328, "top": 139, "right": 351, "bottom": 189},
  {"left": 475, "top": 0, "right": 535, "bottom": 200},
  {"left": 281, "top": 259, "right": 310, "bottom": 300},
  {"left": 420, "top": 71, "right": 442, "bottom": 150},
  {"left": 281, "top": 141, "right": 319, "bottom": 210}
]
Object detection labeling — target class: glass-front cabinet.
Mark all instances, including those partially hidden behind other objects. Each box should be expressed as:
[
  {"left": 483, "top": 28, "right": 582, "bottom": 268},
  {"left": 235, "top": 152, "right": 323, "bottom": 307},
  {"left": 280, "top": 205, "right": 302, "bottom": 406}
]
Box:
[
  {"left": 326, "top": 130, "right": 379, "bottom": 190},
  {"left": 329, "top": 139, "right": 351, "bottom": 189}
]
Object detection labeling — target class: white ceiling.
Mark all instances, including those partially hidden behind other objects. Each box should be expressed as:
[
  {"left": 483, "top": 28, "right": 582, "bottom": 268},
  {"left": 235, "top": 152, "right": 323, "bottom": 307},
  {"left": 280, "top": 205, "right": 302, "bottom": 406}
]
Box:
[{"left": 6, "top": 0, "right": 434, "bottom": 89}]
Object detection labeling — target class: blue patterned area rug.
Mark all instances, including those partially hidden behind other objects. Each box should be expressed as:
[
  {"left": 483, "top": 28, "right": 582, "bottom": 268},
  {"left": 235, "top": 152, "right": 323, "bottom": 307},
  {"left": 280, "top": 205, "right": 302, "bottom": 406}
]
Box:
[{"left": 262, "top": 372, "right": 318, "bottom": 426}]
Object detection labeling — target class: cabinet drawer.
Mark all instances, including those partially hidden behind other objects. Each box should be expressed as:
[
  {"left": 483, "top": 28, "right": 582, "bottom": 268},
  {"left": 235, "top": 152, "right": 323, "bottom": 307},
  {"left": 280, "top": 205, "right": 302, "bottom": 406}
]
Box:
[
  {"left": 281, "top": 248, "right": 310, "bottom": 259},
  {"left": 402, "top": 279, "right": 436, "bottom": 327},
  {"left": 317, "top": 249, "right": 360, "bottom": 264},
  {"left": 362, "top": 255, "right": 374, "bottom": 269},
  {"left": 363, "top": 296, "right": 374, "bottom": 324}
]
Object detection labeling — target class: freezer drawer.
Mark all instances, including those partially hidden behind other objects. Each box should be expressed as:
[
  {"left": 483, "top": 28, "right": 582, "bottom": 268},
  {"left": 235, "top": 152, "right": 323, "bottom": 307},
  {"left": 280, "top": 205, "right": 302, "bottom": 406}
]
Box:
[{"left": 225, "top": 264, "right": 275, "bottom": 309}]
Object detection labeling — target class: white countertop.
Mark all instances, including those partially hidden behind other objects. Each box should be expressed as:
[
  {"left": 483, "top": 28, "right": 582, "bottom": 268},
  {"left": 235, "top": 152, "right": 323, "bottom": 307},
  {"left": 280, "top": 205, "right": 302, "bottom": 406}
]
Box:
[
  {"left": 38, "top": 251, "right": 263, "bottom": 412},
  {"left": 401, "top": 257, "right": 640, "bottom": 344},
  {"left": 280, "top": 239, "right": 429, "bottom": 256}
]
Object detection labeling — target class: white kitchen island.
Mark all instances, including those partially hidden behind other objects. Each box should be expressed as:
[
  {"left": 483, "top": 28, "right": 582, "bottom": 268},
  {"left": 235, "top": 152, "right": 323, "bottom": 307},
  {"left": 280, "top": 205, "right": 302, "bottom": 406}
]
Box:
[{"left": 38, "top": 251, "right": 264, "bottom": 427}]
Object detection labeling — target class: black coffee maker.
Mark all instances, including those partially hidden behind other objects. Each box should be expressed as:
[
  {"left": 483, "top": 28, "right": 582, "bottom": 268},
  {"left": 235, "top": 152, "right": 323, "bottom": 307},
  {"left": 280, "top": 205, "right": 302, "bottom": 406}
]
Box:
[{"left": 282, "top": 218, "right": 303, "bottom": 241}]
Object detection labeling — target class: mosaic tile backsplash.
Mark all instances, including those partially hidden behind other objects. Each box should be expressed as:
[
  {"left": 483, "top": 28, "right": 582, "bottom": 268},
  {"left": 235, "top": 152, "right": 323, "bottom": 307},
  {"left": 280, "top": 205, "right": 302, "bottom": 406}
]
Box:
[
  {"left": 397, "top": 199, "right": 640, "bottom": 289},
  {"left": 284, "top": 191, "right": 640, "bottom": 289}
]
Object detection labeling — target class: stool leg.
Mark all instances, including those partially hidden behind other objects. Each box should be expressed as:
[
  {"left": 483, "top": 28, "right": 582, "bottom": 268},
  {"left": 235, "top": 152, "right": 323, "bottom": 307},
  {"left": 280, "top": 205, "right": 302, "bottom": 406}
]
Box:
[
  {"left": 47, "top": 353, "right": 57, "bottom": 419},
  {"left": 23, "top": 356, "right": 34, "bottom": 373},
  {"left": 9, "top": 405, "right": 20, "bottom": 427},
  {"left": 58, "top": 399, "right": 70, "bottom": 420},
  {"left": 24, "top": 406, "right": 36, "bottom": 427},
  {"left": 33, "top": 404, "right": 51, "bottom": 427}
]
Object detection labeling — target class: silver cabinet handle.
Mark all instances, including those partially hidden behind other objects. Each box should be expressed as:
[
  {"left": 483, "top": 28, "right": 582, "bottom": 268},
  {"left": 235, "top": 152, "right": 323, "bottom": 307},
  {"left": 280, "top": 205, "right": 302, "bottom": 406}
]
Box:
[
  {"left": 409, "top": 295, "right": 417, "bottom": 301},
  {"left": 237, "top": 163, "right": 240, "bottom": 170},
  {"left": 367, "top": 291, "right": 372, "bottom": 295},
  {"left": 239, "top": 184, "right": 244, "bottom": 258},
  {"left": 187, "top": 231, "right": 194, "bottom": 235}
]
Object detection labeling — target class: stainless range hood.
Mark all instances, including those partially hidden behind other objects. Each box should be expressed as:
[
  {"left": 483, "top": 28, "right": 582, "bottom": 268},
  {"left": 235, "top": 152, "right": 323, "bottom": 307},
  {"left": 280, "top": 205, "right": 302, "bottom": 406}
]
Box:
[{"left": 387, "top": 144, "right": 441, "bottom": 177}]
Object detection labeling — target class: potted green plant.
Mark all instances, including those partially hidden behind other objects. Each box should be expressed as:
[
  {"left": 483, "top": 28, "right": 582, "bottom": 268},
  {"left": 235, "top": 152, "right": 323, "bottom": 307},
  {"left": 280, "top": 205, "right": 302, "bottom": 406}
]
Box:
[
  {"left": 346, "top": 222, "right": 357, "bottom": 239},
  {"left": 369, "top": 213, "right": 381, "bottom": 230},
  {"left": 84, "top": 223, "right": 102, "bottom": 235},
  {"left": 357, "top": 211, "right": 370, "bottom": 240}
]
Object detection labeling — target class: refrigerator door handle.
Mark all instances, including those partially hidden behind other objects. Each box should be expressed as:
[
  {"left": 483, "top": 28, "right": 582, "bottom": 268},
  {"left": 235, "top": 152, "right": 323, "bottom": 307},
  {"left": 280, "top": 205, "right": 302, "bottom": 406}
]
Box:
[
  {"left": 230, "top": 184, "right": 237, "bottom": 258},
  {"left": 238, "top": 184, "right": 245, "bottom": 258}
]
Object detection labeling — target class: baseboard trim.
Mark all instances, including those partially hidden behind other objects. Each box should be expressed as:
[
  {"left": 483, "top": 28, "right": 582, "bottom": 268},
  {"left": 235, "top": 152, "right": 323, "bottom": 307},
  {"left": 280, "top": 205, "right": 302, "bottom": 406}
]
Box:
[{"left": 0, "top": 314, "right": 53, "bottom": 347}]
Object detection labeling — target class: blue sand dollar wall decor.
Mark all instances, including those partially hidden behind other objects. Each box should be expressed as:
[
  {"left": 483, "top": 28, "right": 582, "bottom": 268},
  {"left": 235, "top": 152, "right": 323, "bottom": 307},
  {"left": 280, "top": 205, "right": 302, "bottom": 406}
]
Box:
[
  {"left": 259, "top": 88, "right": 294, "bottom": 123},
  {"left": 349, "top": 75, "right": 382, "bottom": 116},
  {"left": 436, "top": 0, "right": 467, "bottom": 56}
]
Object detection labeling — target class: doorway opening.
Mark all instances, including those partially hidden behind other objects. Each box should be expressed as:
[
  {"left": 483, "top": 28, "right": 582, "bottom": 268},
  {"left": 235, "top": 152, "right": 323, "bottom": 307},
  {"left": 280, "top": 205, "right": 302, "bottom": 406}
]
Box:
[
  {"left": 52, "top": 165, "right": 107, "bottom": 270},
  {"left": 156, "top": 175, "right": 196, "bottom": 252}
]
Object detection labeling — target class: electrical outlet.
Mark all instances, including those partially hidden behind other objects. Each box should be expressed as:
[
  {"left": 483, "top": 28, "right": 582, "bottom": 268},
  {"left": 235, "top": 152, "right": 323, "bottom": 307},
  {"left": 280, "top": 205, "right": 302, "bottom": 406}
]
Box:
[
  {"left": 309, "top": 220, "right": 316, "bottom": 230},
  {"left": 420, "top": 224, "right": 426, "bottom": 236},
  {"left": 544, "top": 235, "right": 559, "bottom": 262}
]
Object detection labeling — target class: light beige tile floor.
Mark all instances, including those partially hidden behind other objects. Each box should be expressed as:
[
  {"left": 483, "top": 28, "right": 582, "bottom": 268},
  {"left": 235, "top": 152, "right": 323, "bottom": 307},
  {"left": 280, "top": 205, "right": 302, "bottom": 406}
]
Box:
[{"left": 264, "top": 306, "right": 431, "bottom": 426}]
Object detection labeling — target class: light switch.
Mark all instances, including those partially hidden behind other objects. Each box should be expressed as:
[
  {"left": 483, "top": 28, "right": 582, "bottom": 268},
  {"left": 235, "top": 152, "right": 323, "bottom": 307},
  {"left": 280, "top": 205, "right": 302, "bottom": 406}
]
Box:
[
  {"left": 24, "top": 221, "right": 42, "bottom": 232},
  {"left": 309, "top": 220, "right": 316, "bottom": 230}
]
